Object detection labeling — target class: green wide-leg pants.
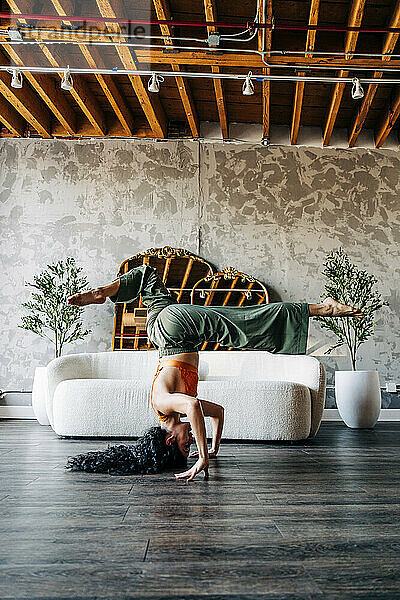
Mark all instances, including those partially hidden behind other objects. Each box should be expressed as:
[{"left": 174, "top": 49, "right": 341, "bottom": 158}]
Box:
[{"left": 110, "top": 265, "right": 309, "bottom": 357}]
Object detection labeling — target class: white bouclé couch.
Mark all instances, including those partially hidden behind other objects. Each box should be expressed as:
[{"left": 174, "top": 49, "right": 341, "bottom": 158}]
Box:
[{"left": 45, "top": 350, "right": 326, "bottom": 441}]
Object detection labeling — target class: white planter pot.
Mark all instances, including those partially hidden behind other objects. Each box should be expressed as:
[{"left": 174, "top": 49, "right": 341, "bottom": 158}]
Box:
[
  {"left": 32, "top": 366, "right": 50, "bottom": 425},
  {"left": 335, "top": 370, "right": 381, "bottom": 429}
]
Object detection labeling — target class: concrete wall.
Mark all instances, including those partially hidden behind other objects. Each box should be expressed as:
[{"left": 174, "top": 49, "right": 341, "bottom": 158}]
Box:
[{"left": 1, "top": 138, "right": 399, "bottom": 407}]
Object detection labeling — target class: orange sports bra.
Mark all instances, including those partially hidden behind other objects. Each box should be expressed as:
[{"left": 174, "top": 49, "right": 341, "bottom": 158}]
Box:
[{"left": 150, "top": 359, "right": 199, "bottom": 422}]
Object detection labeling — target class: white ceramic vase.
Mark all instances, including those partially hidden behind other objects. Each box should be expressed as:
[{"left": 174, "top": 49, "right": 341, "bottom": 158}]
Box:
[
  {"left": 335, "top": 370, "right": 381, "bottom": 429},
  {"left": 32, "top": 366, "right": 50, "bottom": 425}
]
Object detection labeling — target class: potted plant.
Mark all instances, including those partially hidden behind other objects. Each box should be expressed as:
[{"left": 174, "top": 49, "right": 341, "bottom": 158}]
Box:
[
  {"left": 20, "top": 257, "right": 91, "bottom": 424},
  {"left": 315, "top": 248, "right": 388, "bottom": 428}
]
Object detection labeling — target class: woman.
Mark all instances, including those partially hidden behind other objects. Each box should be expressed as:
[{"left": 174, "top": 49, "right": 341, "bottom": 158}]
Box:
[{"left": 67, "top": 264, "right": 362, "bottom": 481}]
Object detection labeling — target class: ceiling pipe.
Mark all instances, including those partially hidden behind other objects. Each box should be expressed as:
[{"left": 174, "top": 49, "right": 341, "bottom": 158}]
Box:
[
  {"left": 5, "top": 39, "right": 400, "bottom": 73},
  {"left": 5, "top": 28, "right": 400, "bottom": 61},
  {"left": 1, "top": 13, "right": 400, "bottom": 34},
  {"left": 2, "top": 64, "right": 400, "bottom": 85}
]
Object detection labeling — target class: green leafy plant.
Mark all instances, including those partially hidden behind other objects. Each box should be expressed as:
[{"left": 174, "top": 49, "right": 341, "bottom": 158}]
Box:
[
  {"left": 19, "top": 257, "right": 91, "bottom": 358},
  {"left": 315, "top": 248, "right": 388, "bottom": 371}
]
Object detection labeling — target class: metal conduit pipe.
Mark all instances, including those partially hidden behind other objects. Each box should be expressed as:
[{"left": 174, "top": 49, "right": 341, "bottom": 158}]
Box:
[
  {"left": 3, "top": 64, "right": 400, "bottom": 85},
  {"left": 4, "top": 27, "right": 210, "bottom": 42},
  {"left": 5, "top": 29, "right": 400, "bottom": 60},
  {"left": 4, "top": 40, "right": 400, "bottom": 73},
  {"left": 6, "top": 38, "right": 400, "bottom": 62},
  {"left": 2, "top": 13, "right": 400, "bottom": 34}
]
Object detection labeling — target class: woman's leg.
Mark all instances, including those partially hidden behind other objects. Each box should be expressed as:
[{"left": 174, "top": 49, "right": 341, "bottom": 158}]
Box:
[{"left": 309, "top": 297, "right": 363, "bottom": 318}]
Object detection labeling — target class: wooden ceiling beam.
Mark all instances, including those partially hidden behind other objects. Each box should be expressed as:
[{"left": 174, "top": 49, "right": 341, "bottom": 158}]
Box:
[
  {"left": 0, "top": 61, "right": 52, "bottom": 137},
  {"left": 153, "top": 0, "right": 199, "bottom": 137},
  {"left": 322, "top": 0, "right": 366, "bottom": 147},
  {"left": 291, "top": 78, "right": 305, "bottom": 144},
  {"left": 49, "top": 0, "right": 134, "bottom": 136},
  {"left": 86, "top": 53, "right": 134, "bottom": 135},
  {"left": 375, "top": 91, "right": 400, "bottom": 148},
  {"left": 95, "top": 0, "right": 167, "bottom": 138},
  {"left": 0, "top": 94, "right": 25, "bottom": 136},
  {"left": 291, "top": 0, "right": 320, "bottom": 145},
  {"left": 0, "top": 40, "right": 77, "bottom": 134},
  {"left": 131, "top": 50, "right": 400, "bottom": 70},
  {"left": 204, "top": 0, "right": 228, "bottom": 139},
  {"left": 40, "top": 44, "right": 107, "bottom": 136},
  {"left": 6, "top": 0, "right": 106, "bottom": 136},
  {"left": 349, "top": 0, "right": 400, "bottom": 147},
  {"left": 211, "top": 68, "right": 228, "bottom": 139},
  {"left": 348, "top": 80, "right": 381, "bottom": 146},
  {"left": 258, "top": 0, "right": 273, "bottom": 141}
]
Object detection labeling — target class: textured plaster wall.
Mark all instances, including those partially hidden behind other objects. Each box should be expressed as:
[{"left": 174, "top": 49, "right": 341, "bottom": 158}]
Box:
[{"left": 0, "top": 139, "right": 399, "bottom": 407}]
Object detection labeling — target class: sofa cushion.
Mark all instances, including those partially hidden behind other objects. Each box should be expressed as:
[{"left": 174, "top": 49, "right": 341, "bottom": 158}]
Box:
[
  {"left": 53, "top": 379, "right": 157, "bottom": 437},
  {"left": 198, "top": 380, "right": 311, "bottom": 440}
]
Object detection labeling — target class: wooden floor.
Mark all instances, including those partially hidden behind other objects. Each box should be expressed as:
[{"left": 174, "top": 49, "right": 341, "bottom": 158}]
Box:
[{"left": 0, "top": 420, "right": 399, "bottom": 600}]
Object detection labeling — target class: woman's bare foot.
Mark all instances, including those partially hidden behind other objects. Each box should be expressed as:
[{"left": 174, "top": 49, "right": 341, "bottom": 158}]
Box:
[
  {"left": 322, "top": 297, "right": 363, "bottom": 318},
  {"left": 67, "top": 289, "right": 106, "bottom": 306},
  {"left": 309, "top": 297, "right": 363, "bottom": 318}
]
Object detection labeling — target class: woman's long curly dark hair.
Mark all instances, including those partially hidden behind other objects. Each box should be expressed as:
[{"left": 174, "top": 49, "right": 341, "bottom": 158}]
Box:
[{"left": 65, "top": 426, "right": 187, "bottom": 475}]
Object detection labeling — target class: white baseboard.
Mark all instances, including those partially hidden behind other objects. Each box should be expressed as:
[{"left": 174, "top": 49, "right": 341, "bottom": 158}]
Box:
[
  {"left": 0, "top": 406, "right": 35, "bottom": 419},
  {"left": 323, "top": 409, "right": 400, "bottom": 421}
]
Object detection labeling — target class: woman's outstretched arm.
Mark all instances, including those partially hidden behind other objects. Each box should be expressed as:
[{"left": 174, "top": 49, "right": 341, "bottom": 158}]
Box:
[
  {"left": 189, "top": 399, "right": 224, "bottom": 458},
  {"left": 68, "top": 265, "right": 172, "bottom": 307},
  {"left": 67, "top": 278, "right": 120, "bottom": 306},
  {"left": 157, "top": 392, "right": 209, "bottom": 480}
]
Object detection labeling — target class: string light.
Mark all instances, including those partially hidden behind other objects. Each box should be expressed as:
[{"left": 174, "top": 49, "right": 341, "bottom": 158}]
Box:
[
  {"left": 61, "top": 66, "right": 73, "bottom": 90},
  {"left": 10, "top": 68, "right": 23, "bottom": 89},
  {"left": 148, "top": 73, "right": 164, "bottom": 93},
  {"left": 7, "top": 27, "right": 23, "bottom": 41},
  {"left": 242, "top": 71, "right": 255, "bottom": 96},
  {"left": 351, "top": 77, "right": 364, "bottom": 100}
]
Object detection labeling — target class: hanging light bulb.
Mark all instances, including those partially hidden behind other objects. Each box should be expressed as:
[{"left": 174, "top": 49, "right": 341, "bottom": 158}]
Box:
[
  {"left": 351, "top": 77, "right": 364, "bottom": 100},
  {"left": 242, "top": 71, "right": 254, "bottom": 96},
  {"left": 10, "top": 68, "right": 23, "bottom": 89},
  {"left": 61, "top": 66, "right": 73, "bottom": 91},
  {"left": 8, "top": 28, "right": 23, "bottom": 41},
  {"left": 148, "top": 73, "right": 164, "bottom": 93}
]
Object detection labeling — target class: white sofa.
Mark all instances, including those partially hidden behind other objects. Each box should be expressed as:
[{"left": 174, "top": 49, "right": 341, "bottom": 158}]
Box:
[
  {"left": 46, "top": 351, "right": 326, "bottom": 440},
  {"left": 45, "top": 350, "right": 326, "bottom": 441}
]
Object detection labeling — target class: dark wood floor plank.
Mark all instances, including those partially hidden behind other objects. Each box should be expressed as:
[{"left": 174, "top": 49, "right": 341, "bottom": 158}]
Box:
[
  {"left": 0, "top": 505, "right": 128, "bottom": 530},
  {"left": 256, "top": 490, "right": 372, "bottom": 506},
  {"left": 305, "top": 562, "right": 400, "bottom": 599},
  {"left": 122, "top": 503, "right": 269, "bottom": 524},
  {"left": 146, "top": 535, "right": 400, "bottom": 564},
  {"left": 0, "top": 537, "right": 147, "bottom": 566},
  {"left": 263, "top": 502, "right": 400, "bottom": 539}
]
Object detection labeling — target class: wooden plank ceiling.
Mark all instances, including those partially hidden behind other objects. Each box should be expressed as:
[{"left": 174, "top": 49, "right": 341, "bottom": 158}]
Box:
[{"left": 0, "top": 0, "right": 399, "bottom": 146}]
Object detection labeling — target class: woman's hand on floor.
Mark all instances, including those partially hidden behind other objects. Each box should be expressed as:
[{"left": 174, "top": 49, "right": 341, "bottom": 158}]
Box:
[
  {"left": 189, "top": 448, "right": 217, "bottom": 458},
  {"left": 175, "top": 457, "right": 209, "bottom": 481}
]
